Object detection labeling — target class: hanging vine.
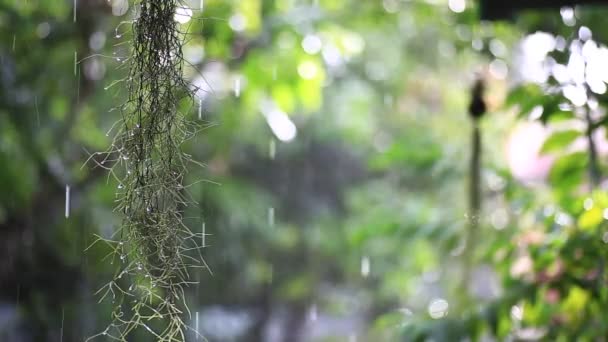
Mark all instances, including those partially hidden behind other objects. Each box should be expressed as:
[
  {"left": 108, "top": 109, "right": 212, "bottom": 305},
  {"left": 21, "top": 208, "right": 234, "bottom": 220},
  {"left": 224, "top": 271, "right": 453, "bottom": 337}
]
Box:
[{"left": 88, "top": 1, "right": 204, "bottom": 340}]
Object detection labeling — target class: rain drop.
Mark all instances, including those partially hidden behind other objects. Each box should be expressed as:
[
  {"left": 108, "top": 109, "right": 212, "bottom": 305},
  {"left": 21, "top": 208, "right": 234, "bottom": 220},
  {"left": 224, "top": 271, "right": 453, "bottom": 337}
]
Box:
[
  {"left": 234, "top": 76, "right": 241, "bottom": 97},
  {"left": 198, "top": 99, "right": 202, "bottom": 120},
  {"left": 195, "top": 311, "right": 200, "bottom": 339},
  {"left": 308, "top": 304, "right": 318, "bottom": 322},
  {"left": 201, "top": 222, "right": 207, "bottom": 247},
  {"left": 73, "top": 51, "right": 78, "bottom": 76},
  {"left": 269, "top": 139, "right": 276, "bottom": 160},
  {"left": 268, "top": 207, "right": 275, "bottom": 227},
  {"left": 65, "top": 185, "right": 71, "bottom": 218},
  {"left": 361, "top": 256, "right": 370, "bottom": 277}
]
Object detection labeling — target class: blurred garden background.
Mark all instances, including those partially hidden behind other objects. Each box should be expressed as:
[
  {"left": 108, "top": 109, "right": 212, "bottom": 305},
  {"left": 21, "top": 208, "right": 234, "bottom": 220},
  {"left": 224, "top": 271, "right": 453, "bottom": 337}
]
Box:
[{"left": 3, "top": 0, "right": 608, "bottom": 340}]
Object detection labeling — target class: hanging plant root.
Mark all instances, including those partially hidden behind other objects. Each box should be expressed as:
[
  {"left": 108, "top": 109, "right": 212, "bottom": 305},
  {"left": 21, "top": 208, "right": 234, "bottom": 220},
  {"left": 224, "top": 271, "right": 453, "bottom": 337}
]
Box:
[{"left": 87, "top": 1, "right": 206, "bottom": 341}]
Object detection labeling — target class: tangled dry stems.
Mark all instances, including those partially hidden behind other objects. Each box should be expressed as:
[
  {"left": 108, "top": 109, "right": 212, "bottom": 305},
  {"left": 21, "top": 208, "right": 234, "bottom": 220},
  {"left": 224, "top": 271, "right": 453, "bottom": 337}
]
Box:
[{"left": 87, "top": 1, "right": 207, "bottom": 341}]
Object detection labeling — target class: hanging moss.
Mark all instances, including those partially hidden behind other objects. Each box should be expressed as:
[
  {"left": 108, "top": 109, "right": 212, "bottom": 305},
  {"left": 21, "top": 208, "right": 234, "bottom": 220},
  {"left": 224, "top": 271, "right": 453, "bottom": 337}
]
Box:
[{"left": 90, "top": 1, "right": 203, "bottom": 340}]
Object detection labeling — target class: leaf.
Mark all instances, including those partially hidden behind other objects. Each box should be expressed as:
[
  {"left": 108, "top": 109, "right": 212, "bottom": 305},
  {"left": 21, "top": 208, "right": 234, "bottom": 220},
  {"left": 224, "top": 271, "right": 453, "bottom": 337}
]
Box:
[
  {"left": 540, "top": 130, "right": 580, "bottom": 154},
  {"left": 549, "top": 152, "right": 588, "bottom": 191},
  {"left": 505, "top": 84, "right": 544, "bottom": 115},
  {"left": 578, "top": 206, "right": 603, "bottom": 231}
]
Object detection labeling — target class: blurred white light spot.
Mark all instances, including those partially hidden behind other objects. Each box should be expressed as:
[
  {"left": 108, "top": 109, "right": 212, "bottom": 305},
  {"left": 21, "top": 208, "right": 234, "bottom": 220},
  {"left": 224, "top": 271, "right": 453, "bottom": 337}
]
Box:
[
  {"left": 174, "top": 6, "right": 193, "bottom": 24},
  {"left": 491, "top": 209, "right": 508, "bottom": 230},
  {"left": 89, "top": 31, "right": 106, "bottom": 51},
  {"left": 472, "top": 38, "right": 483, "bottom": 51},
  {"left": 84, "top": 58, "right": 106, "bottom": 81},
  {"left": 555, "top": 212, "right": 573, "bottom": 226},
  {"left": 322, "top": 44, "right": 343, "bottom": 67},
  {"left": 560, "top": 7, "right": 576, "bottom": 26},
  {"left": 584, "top": 198, "right": 594, "bottom": 210},
  {"left": 229, "top": 13, "right": 246, "bottom": 32},
  {"left": 36, "top": 22, "right": 51, "bottom": 39},
  {"left": 301, "top": 34, "right": 323, "bottom": 55},
  {"left": 448, "top": 0, "right": 466, "bottom": 13},
  {"left": 522, "top": 32, "right": 555, "bottom": 62},
  {"left": 260, "top": 99, "right": 296, "bottom": 142},
  {"left": 555, "top": 36, "right": 567, "bottom": 51},
  {"left": 582, "top": 40, "right": 598, "bottom": 60},
  {"left": 563, "top": 84, "right": 587, "bottom": 107},
  {"left": 342, "top": 33, "right": 365, "bottom": 55},
  {"left": 111, "top": 0, "right": 129, "bottom": 16},
  {"left": 579, "top": 26, "right": 592, "bottom": 41},
  {"left": 551, "top": 63, "right": 569, "bottom": 83},
  {"left": 489, "top": 59, "right": 508, "bottom": 80},
  {"left": 383, "top": 0, "right": 399, "bottom": 13},
  {"left": 588, "top": 97, "right": 599, "bottom": 110},
  {"left": 373, "top": 131, "right": 392, "bottom": 153},
  {"left": 511, "top": 305, "right": 524, "bottom": 321},
  {"left": 184, "top": 45, "right": 205, "bottom": 64},
  {"left": 587, "top": 76, "right": 606, "bottom": 94},
  {"left": 489, "top": 39, "right": 507, "bottom": 57},
  {"left": 438, "top": 40, "right": 455, "bottom": 58},
  {"left": 428, "top": 299, "right": 448, "bottom": 319},
  {"left": 366, "top": 61, "right": 388, "bottom": 81},
  {"left": 361, "top": 256, "right": 370, "bottom": 277},
  {"left": 510, "top": 255, "right": 533, "bottom": 277},
  {"left": 517, "top": 32, "right": 556, "bottom": 82},
  {"left": 506, "top": 122, "right": 553, "bottom": 183},
  {"left": 278, "top": 32, "right": 296, "bottom": 50},
  {"left": 567, "top": 49, "right": 585, "bottom": 85},
  {"left": 528, "top": 105, "right": 544, "bottom": 121},
  {"left": 308, "top": 304, "right": 318, "bottom": 322},
  {"left": 297, "top": 61, "right": 319, "bottom": 80}
]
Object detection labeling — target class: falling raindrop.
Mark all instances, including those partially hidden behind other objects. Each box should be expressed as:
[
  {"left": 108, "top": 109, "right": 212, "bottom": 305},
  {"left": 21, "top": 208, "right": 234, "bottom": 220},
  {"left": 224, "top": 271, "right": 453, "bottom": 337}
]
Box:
[
  {"left": 199, "top": 0, "right": 204, "bottom": 11},
  {"left": 269, "top": 139, "right": 276, "bottom": 160},
  {"left": 195, "top": 311, "right": 200, "bottom": 339},
  {"left": 60, "top": 307, "right": 65, "bottom": 341},
  {"left": 268, "top": 207, "right": 275, "bottom": 227},
  {"left": 268, "top": 264, "right": 274, "bottom": 283},
  {"left": 361, "top": 256, "right": 370, "bottom": 277},
  {"left": 73, "top": 0, "right": 77, "bottom": 22},
  {"left": 12, "top": 35, "right": 16, "bottom": 51},
  {"left": 73, "top": 51, "right": 78, "bottom": 76},
  {"left": 198, "top": 99, "right": 202, "bottom": 120},
  {"left": 234, "top": 77, "right": 241, "bottom": 97},
  {"left": 65, "top": 185, "right": 71, "bottom": 218},
  {"left": 308, "top": 304, "right": 318, "bottom": 322},
  {"left": 201, "top": 222, "right": 206, "bottom": 247},
  {"left": 35, "top": 96, "right": 40, "bottom": 127}
]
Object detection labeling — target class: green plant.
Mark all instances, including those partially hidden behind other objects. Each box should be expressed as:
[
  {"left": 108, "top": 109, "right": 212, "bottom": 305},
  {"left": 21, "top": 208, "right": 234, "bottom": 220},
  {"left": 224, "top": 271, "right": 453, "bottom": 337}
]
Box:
[{"left": 89, "top": 1, "right": 204, "bottom": 340}]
